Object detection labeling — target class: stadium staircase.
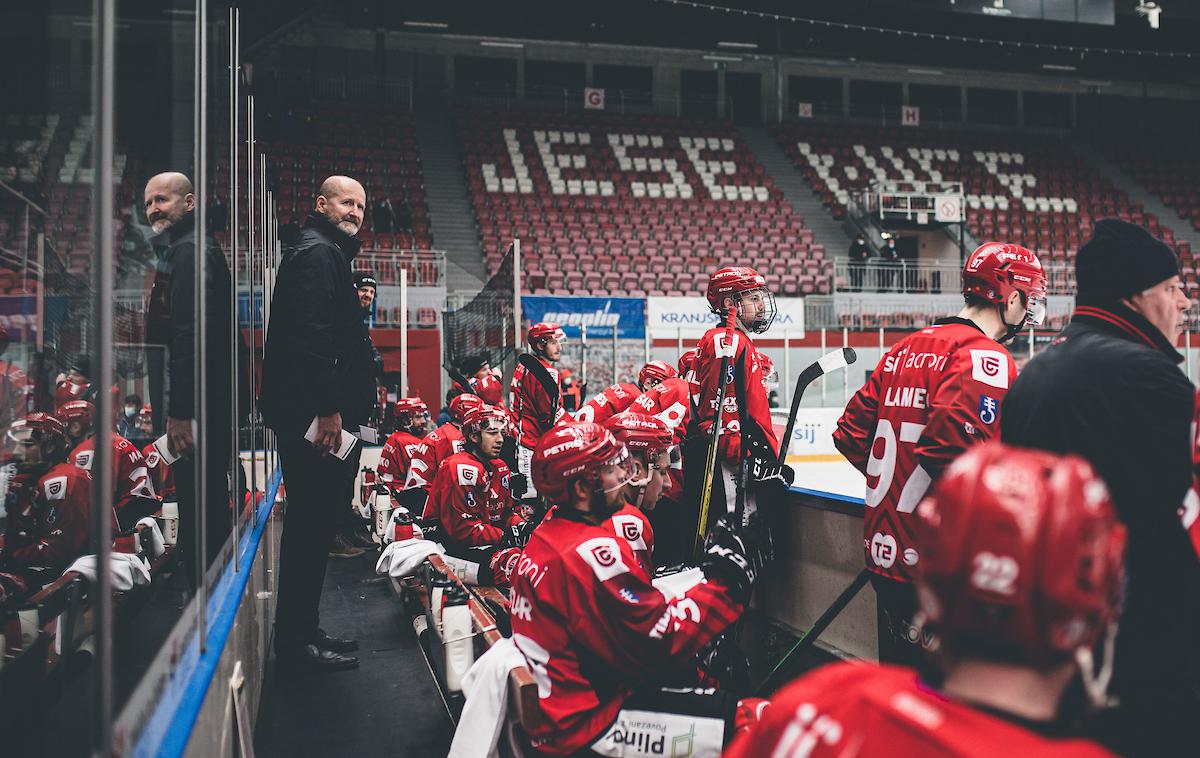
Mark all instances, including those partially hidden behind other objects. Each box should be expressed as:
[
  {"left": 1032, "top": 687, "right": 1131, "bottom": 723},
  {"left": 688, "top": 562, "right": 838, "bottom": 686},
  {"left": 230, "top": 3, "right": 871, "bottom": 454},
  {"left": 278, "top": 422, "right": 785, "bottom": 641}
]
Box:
[
  {"left": 1072, "top": 142, "right": 1200, "bottom": 257},
  {"left": 414, "top": 111, "right": 487, "bottom": 296},
  {"left": 741, "top": 125, "right": 850, "bottom": 263}
]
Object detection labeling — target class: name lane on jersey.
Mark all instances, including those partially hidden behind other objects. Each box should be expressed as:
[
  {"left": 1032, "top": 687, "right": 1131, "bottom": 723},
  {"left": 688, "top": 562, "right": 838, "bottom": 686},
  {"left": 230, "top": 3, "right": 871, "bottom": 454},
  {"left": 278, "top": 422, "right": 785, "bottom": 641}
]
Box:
[{"left": 883, "top": 386, "right": 927, "bottom": 409}]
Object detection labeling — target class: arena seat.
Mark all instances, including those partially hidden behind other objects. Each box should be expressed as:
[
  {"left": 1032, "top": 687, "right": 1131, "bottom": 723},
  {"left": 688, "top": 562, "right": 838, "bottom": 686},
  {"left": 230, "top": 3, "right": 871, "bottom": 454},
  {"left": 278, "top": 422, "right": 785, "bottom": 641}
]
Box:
[{"left": 457, "top": 108, "right": 828, "bottom": 296}]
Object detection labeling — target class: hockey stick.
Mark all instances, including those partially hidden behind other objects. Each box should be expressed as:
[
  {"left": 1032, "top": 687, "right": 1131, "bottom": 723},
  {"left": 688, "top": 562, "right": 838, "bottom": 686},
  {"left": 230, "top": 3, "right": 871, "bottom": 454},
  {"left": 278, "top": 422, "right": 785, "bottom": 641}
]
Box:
[
  {"left": 777, "top": 347, "right": 857, "bottom": 467},
  {"left": 694, "top": 306, "right": 738, "bottom": 559},
  {"left": 755, "top": 567, "right": 870, "bottom": 695}
]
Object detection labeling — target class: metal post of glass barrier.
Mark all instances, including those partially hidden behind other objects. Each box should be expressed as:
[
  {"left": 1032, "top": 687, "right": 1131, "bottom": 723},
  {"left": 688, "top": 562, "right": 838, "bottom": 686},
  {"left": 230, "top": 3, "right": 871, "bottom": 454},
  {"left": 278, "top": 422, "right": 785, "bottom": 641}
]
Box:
[
  {"left": 782, "top": 329, "right": 790, "bottom": 407},
  {"left": 611, "top": 325, "right": 618, "bottom": 386},
  {"left": 246, "top": 95, "right": 258, "bottom": 524},
  {"left": 820, "top": 327, "right": 827, "bottom": 405},
  {"left": 400, "top": 267, "right": 408, "bottom": 393},
  {"left": 91, "top": 0, "right": 116, "bottom": 752},
  {"left": 228, "top": 5, "right": 240, "bottom": 573},
  {"left": 843, "top": 326, "right": 850, "bottom": 404},
  {"left": 195, "top": 0, "right": 210, "bottom": 647}
]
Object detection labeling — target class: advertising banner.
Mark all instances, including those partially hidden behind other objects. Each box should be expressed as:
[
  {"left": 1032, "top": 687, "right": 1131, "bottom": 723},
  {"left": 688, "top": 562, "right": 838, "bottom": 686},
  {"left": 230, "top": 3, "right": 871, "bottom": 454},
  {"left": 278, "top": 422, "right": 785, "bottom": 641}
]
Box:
[
  {"left": 647, "top": 296, "right": 804, "bottom": 340},
  {"left": 522, "top": 295, "right": 645, "bottom": 340}
]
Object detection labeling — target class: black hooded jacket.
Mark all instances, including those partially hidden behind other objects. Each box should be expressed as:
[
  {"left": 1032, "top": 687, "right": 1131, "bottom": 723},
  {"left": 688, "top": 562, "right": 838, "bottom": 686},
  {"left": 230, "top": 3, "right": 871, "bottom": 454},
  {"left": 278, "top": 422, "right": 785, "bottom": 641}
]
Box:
[
  {"left": 1001, "top": 303, "right": 1200, "bottom": 688},
  {"left": 259, "top": 212, "right": 376, "bottom": 435}
]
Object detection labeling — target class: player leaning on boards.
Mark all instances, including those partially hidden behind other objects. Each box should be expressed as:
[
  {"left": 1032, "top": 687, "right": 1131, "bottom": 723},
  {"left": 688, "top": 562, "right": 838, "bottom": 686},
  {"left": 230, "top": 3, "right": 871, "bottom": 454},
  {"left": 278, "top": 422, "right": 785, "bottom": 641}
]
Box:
[
  {"left": 509, "top": 321, "right": 567, "bottom": 499},
  {"left": 833, "top": 242, "right": 1046, "bottom": 666},
  {"left": 1000, "top": 219, "right": 1198, "bottom": 757},
  {"left": 728, "top": 443, "right": 1123, "bottom": 758}
]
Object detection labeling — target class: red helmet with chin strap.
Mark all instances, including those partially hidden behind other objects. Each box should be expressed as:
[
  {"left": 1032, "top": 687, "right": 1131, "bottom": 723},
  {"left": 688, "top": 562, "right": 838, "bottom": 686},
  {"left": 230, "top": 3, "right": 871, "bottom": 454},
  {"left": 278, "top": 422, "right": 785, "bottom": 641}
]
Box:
[
  {"left": 603, "top": 412, "right": 674, "bottom": 455},
  {"left": 394, "top": 397, "right": 429, "bottom": 428},
  {"left": 638, "top": 360, "right": 677, "bottom": 389},
  {"left": 915, "top": 443, "right": 1125, "bottom": 665},
  {"left": 468, "top": 374, "right": 504, "bottom": 405},
  {"left": 56, "top": 400, "right": 96, "bottom": 432},
  {"left": 532, "top": 422, "right": 629, "bottom": 504},
  {"left": 528, "top": 322, "right": 565, "bottom": 344},
  {"left": 705, "top": 267, "right": 777, "bottom": 333},
  {"left": 463, "top": 404, "right": 510, "bottom": 439},
  {"left": 962, "top": 242, "right": 1048, "bottom": 326},
  {"left": 448, "top": 393, "right": 484, "bottom": 425}
]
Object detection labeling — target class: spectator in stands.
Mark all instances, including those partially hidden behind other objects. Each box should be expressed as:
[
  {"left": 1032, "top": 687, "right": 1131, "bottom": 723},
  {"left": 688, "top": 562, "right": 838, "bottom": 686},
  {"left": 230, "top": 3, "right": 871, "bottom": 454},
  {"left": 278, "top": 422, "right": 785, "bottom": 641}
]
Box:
[
  {"left": 117, "top": 393, "right": 143, "bottom": 442},
  {"left": 143, "top": 171, "right": 237, "bottom": 569},
  {"left": 259, "top": 175, "right": 373, "bottom": 672},
  {"left": 458, "top": 353, "right": 492, "bottom": 381},
  {"left": 848, "top": 232, "right": 869, "bottom": 291},
  {"left": 1001, "top": 219, "right": 1199, "bottom": 757},
  {"left": 372, "top": 194, "right": 395, "bottom": 234},
  {"left": 208, "top": 193, "right": 228, "bottom": 232},
  {"left": 394, "top": 197, "right": 411, "bottom": 231},
  {"left": 878, "top": 236, "right": 900, "bottom": 291}
]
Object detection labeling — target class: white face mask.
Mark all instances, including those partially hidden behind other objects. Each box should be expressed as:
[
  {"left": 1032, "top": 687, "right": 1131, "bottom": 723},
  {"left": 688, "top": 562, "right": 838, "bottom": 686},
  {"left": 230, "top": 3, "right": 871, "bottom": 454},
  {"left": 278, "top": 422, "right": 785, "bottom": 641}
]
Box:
[{"left": 124, "top": 406, "right": 137, "bottom": 417}]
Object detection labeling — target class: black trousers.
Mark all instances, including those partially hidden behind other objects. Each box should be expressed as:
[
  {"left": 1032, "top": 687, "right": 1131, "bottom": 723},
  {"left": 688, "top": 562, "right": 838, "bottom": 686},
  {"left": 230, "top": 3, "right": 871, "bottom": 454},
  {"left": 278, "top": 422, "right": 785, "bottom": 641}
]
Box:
[
  {"left": 275, "top": 433, "right": 354, "bottom": 650},
  {"left": 174, "top": 437, "right": 233, "bottom": 571},
  {"left": 870, "top": 573, "right": 924, "bottom": 667},
  {"left": 339, "top": 445, "right": 365, "bottom": 532}
]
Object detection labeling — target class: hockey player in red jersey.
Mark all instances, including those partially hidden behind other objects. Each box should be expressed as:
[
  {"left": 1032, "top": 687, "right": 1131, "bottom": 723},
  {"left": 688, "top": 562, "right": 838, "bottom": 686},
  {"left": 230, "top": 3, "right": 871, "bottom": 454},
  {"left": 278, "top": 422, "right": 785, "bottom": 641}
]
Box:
[
  {"left": 727, "top": 443, "right": 1123, "bottom": 758},
  {"left": 422, "top": 404, "right": 527, "bottom": 586},
  {"left": 508, "top": 422, "right": 766, "bottom": 756},
  {"left": 510, "top": 322, "right": 566, "bottom": 498},
  {"left": 637, "top": 360, "right": 677, "bottom": 391},
  {"left": 376, "top": 397, "right": 430, "bottom": 496},
  {"left": 467, "top": 373, "right": 505, "bottom": 407},
  {"left": 401, "top": 393, "right": 483, "bottom": 507},
  {"left": 630, "top": 373, "right": 693, "bottom": 442},
  {"left": 602, "top": 412, "right": 675, "bottom": 575},
  {"left": 0, "top": 414, "right": 100, "bottom": 572},
  {"left": 574, "top": 381, "right": 641, "bottom": 425},
  {"left": 58, "top": 399, "right": 159, "bottom": 529},
  {"left": 833, "top": 242, "right": 1046, "bottom": 664}
]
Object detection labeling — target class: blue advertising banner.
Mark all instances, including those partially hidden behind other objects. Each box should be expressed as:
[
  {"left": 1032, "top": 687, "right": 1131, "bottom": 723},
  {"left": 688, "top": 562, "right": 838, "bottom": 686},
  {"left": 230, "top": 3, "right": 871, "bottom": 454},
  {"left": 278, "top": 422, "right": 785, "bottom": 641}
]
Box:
[{"left": 522, "top": 296, "right": 645, "bottom": 340}]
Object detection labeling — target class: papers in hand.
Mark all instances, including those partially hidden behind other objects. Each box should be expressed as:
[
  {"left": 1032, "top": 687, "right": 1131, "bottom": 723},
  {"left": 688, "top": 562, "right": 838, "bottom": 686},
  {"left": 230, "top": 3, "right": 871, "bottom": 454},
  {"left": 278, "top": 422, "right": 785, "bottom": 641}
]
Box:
[
  {"left": 304, "top": 416, "right": 359, "bottom": 460},
  {"left": 153, "top": 434, "right": 182, "bottom": 466}
]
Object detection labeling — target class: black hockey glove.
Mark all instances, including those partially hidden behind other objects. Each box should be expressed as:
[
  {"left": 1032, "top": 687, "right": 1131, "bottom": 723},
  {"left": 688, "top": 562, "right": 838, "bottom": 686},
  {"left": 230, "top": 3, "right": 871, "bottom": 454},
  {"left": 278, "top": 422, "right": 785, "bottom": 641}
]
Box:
[
  {"left": 697, "top": 632, "right": 751, "bottom": 691},
  {"left": 509, "top": 472, "right": 528, "bottom": 499},
  {"left": 500, "top": 518, "right": 537, "bottom": 549},
  {"left": 700, "top": 517, "right": 762, "bottom": 605},
  {"left": 749, "top": 457, "right": 795, "bottom": 494}
]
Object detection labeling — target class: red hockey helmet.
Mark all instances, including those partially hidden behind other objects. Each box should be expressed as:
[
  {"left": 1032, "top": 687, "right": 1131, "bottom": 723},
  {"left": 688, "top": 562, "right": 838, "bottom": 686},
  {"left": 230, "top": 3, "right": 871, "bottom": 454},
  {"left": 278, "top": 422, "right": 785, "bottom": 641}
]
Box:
[
  {"left": 603, "top": 412, "right": 674, "bottom": 454},
  {"left": 962, "top": 242, "right": 1048, "bottom": 326},
  {"left": 448, "top": 393, "right": 484, "bottom": 425},
  {"left": 56, "top": 400, "right": 96, "bottom": 431},
  {"left": 7, "top": 413, "right": 69, "bottom": 467},
  {"left": 638, "top": 360, "right": 677, "bottom": 390},
  {"left": 915, "top": 443, "right": 1125, "bottom": 664},
  {"left": 139, "top": 403, "right": 152, "bottom": 423},
  {"left": 394, "top": 397, "right": 429, "bottom": 428},
  {"left": 528, "top": 322, "right": 566, "bottom": 345},
  {"left": 532, "top": 422, "right": 630, "bottom": 504},
  {"left": 463, "top": 404, "right": 510, "bottom": 439},
  {"left": 677, "top": 348, "right": 699, "bottom": 376},
  {"left": 468, "top": 373, "right": 504, "bottom": 405},
  {"left": 706, "top": 267, "right": 777, "bottom": 333}
]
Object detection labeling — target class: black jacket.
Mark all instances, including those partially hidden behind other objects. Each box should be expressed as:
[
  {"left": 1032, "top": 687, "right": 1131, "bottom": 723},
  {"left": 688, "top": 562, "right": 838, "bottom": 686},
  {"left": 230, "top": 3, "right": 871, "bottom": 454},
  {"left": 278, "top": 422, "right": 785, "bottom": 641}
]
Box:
[
  {"left": 259, "top": 213, "right": 375, "bottom": 435},
  {"left": 1001, "top": 304, "right": 1200, "bottom": 688},
  {"left": 145, "top": 214, "right": 237, "bottom": 430}
]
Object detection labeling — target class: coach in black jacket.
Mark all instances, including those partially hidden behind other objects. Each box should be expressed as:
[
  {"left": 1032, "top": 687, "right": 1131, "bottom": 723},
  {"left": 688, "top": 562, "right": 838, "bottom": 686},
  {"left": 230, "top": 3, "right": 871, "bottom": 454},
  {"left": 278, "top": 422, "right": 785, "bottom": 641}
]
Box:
[
  {"left": 144, "top": 171, "right": 236, "bottom": 568},
  {"left": 1001, "top": 220, "right": 1198, "bottom": 757},
  {"left": 260, "top": 175, "right": 372, "bottom": 672}
]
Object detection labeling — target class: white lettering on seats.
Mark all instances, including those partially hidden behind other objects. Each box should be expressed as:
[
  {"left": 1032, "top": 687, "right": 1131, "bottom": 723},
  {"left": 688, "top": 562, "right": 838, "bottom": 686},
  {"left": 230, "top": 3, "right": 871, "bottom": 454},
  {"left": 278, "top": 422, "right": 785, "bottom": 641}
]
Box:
[{"left": 679, "top": 136, "right": 767, "bottom": 201}]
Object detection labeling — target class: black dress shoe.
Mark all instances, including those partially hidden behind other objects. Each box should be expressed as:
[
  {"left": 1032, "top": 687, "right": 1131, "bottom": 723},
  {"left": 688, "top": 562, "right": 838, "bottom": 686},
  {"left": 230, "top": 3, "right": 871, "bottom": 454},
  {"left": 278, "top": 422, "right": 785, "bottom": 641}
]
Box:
[
  {"left": 276, "top": 643, "right": 359, "bottom": 672},
  {"left": 314, "top": 627, "right": 359, "bottom": 653},
  {"left": 346, "top": 530, "right": 377, "bottom": 550}
]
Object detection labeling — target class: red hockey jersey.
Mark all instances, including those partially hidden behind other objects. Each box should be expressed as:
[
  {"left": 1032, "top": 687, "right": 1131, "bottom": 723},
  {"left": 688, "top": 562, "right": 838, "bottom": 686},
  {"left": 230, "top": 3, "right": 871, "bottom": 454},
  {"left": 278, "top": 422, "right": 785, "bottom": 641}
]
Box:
[
  {"left": 725, "top": 663, "right": 1116, "bottom": 758},
  {"left": 142, "top": 441, "right": 176, "bottom": 501},
  {"left": 695, "top": 326, "right": 778, "bottom": 462},
  {"left": 574, "top": 382, "right": 641, "bottom": 426},
  {"left": 511, "top": 355, "right": 564, "bottom": 448},
  {"left": 607, "top": 503, "right": 654, "bottom": 577},
  {"left": 422, "top": 450, "right": 521, "bottom": 546},
  {"left": 833, "top": 318, "right": 1015, "bottom": 582},
  {"left": 403, "top": 423, "right": 464, "bottom": 490},
  {"left": 629, "top": 377, "right": 692, "bottom": 442},
  {"left": 510, "top": 510, "right": 742, "bottom": 756},
  {"left": 71, "top": 434, "right": 158, "bottom": 525},
  {"left": 2, "top": 463, "right": 99, "bottom": 570},
  {"left": 377, "top": 429, "right": 423, "bottom": 494}
]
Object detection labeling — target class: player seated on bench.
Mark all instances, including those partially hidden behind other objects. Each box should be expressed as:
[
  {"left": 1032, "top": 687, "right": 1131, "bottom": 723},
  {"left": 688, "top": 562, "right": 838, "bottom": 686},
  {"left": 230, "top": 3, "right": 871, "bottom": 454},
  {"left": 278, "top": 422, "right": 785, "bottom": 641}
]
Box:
[
  {"left": 0, "top": 414, "right": 100, "bottom": 575},
  {"left": 728, "top": 443, "right": 1123, "bottom": 758},
  {"left": 58, "top": 400, "right": 159, "bottom": 529},
  {"left": 376, "top": 397, "right": 431, "bottom": 498},
  {"left": 509, "top": 422, "right": 768, "bottom": 757},
  {"left": 420, "top": 404, "right": 530, "bottom": 587},
  {"left": 600, "top": 412, "right": 674, "bottom": 577},
  {"left": 399, "top": 393, "right": 483, "bottom": 512}
]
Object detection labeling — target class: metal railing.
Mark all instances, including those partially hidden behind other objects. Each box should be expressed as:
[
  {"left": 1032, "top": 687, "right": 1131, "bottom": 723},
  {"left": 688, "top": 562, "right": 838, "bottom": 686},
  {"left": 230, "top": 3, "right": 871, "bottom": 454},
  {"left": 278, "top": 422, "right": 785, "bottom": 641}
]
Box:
[
  {"left": 830, "top": 259, "right": 1075, "bottom": 296},
  {"left": 450, "top": 81, "right": 729, "bottom": 118},
  {"left": 354, "top": 249, "right": 446, "bottom": 288}
]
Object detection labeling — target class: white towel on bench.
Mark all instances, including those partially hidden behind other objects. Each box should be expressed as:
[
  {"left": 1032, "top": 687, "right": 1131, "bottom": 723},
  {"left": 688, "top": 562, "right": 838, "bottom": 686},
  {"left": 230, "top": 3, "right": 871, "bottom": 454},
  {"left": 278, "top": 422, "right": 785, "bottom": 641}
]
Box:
[
  {"left": 375, "top": 537, "right": 444, "bottom": 578},
  {"left": 65, "top": 553, "right": 152, "bottom": 592},
  {"left": 449, "top": 637, "right": 527, "bottom": 758}
]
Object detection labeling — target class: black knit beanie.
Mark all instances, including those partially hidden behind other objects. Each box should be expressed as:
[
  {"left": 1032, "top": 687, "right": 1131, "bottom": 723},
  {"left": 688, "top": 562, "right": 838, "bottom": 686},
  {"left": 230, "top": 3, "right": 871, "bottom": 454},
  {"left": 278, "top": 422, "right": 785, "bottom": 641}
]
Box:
[{"left": 1075, "top": 219, "right": 1179, "bottom": 306}]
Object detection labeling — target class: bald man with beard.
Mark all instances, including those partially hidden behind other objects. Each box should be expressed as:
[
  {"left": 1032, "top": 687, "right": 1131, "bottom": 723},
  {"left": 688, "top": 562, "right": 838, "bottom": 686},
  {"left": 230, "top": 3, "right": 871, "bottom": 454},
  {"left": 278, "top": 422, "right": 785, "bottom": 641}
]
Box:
[
  {"left": 260, "top": 175, "right": 375, "bottom": 672},
  {"left": 144, "top": 171, "right": 239, "bottom": 570}
]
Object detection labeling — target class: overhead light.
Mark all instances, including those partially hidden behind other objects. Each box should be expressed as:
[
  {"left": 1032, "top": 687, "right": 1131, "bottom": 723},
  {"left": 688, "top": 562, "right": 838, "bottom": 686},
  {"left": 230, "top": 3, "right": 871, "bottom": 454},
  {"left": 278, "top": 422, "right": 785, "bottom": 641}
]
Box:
[
  {"left": 703, "top": 54, "right": 743, "bottom": 63},
  {"left": 717, "top": 41, "right": 758, "bottom": 49},
  {"left": 1079, "top": 79, "right": 1112, "bottom": 87},
  {"left": 905, "top": 68, "right": 943, "bottom": 76},
  {"left": 1041, "top": 63, "right": 1077, "bottom": 71},
  {"left": 403, "top": 20, "right": 449, "bottom": 29},
  {"left": 480, "top": 40, "right": 525, "bottom": 49}
]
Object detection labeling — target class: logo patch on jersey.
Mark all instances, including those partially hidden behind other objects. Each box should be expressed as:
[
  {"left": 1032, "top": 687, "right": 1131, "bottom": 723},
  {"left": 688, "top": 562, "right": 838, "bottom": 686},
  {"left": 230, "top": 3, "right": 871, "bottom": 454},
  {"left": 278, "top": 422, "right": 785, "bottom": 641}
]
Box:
[
  {"left": 618, "top": 587, "right": 640, "bottom": 604},
  {"left": 612, "top": 514, "right": 648, "bottom": 551},
  {"left": 978, "top": 395, "right": 998, "bottom": 425},
  {"left": 576, "top": 537, "right": 630, "bottom": 582},
  {"left": 456, "top": 463, "right": 478, "bottom": 486},
  {"left": 870, "top": 532, "right": 898, "bottom": 569},
  {"left": 75, "top": 450, "right": 94, "bottom": 470},
  {"left": 969, "top": 350, "right": 1010, "bottom": 389},
  {"left": 44, "top": 476, "right": 67, "bottom": 500},
  {"left": 145, "top": 452, "right": 160, "bottom": 467},
  {"left": 725, "top": 364, "right": 735, "bottom": 386},
  {"left": 465, "top": 491, "right": 477, "bottom": 509}
]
